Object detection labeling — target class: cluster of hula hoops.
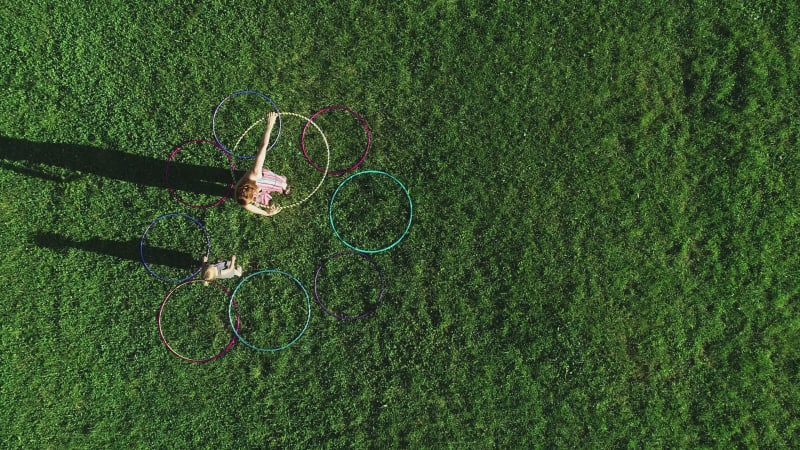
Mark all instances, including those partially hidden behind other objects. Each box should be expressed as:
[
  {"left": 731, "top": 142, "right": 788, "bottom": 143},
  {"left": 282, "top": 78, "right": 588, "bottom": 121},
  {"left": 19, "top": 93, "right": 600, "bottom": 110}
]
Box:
[{"left": 139, "top": 90, "right": 413, "bottom": 363}]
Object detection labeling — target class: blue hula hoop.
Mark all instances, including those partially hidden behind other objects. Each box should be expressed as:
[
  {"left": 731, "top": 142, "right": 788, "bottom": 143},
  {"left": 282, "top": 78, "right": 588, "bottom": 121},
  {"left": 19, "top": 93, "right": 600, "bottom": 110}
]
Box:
[
  {"left": 228, "top": 269, "right": 311, "bottom": 352},
  {"left": 329, "top": 170, "right": 413, "bottom": 254},
  {"left": 212, "top": 89, "right": 282, "bottom": 159},
  {"left": 140, "top": 213, "right": 210, "bottom": 283}
]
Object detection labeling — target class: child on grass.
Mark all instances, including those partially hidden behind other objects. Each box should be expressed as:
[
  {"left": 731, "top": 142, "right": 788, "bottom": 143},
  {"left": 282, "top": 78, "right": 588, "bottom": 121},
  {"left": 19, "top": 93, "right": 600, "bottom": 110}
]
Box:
[
  {"left": 201, "top": 255, "right": 243, "bottom": 285},
  {"left": 234, "top": 112, "right": 291, "bottom": 217}
]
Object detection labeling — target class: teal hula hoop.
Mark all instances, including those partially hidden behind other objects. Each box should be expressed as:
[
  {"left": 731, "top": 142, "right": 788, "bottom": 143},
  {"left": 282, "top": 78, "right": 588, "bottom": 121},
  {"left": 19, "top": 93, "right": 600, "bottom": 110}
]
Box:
[
  {"left": 329, "top": 170, "right": 413, "bottom": 254},
  {"left": 228, "top": 269, "right": 311, "bottom": 352}
]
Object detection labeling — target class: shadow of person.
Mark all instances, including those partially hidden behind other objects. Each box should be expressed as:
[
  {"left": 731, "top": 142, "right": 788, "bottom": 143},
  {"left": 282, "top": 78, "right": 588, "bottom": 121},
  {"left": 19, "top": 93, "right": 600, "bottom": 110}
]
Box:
[
  {"left": 34, "top": 231, "right": 197, "bottom": 270},
  {"left": 1, "top": 136, "right": 240, "bottom": 196}
]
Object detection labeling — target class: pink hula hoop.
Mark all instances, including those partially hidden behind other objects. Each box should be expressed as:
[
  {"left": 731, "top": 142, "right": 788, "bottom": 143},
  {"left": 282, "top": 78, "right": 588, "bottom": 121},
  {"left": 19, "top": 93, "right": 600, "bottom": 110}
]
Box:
[
  {"left": 158, "top": 279, "right": 240, "bottom": 363},
  {"left": 165, "top": 139, "right": 235, "bottom": 209},
  {"left": 300, "top": 105, "right": 371, "bottom": 175}
]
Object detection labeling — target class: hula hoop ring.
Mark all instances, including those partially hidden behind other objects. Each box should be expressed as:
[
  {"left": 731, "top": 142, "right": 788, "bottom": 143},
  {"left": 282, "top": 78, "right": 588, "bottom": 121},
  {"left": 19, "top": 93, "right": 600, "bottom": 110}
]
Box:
[
  {"left": 314, "top": 250, "right": 385, "bottom": 321},
  {"left": 158, "top": 279, "right": 241, "bottom": 363},
  {"left": 301, "top": 105, "right": 371, "bottom": 175},
  {"left": 229, "top": 269, "right": 311, "bottom": 352},
  {"left": 212, "top": 90, "right": 282, "bottom": 159},
  {"left": 165, "top": 139, "right": 235, "bottom": 209},
  {"left": 329, "top": 170, "right": 413, "bottom": 254},
  {"left": 140, "top": 213, "right": 210, "bottom": 283},
  {"left": 232, "top": 112, "right": 331, "bottom": 212}
]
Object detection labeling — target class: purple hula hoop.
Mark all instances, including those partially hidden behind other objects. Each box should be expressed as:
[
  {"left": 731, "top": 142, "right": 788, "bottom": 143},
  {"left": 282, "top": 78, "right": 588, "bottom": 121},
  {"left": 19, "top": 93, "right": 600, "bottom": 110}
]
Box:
[
  {"left": 157, "top": 279, "right": 241, "bottom": 363},
  {"left": 301, "top": 105, "right": 371, "bottom": 175},
  {"left": 165, "top": 139, "right": 235, "bottom": 209},
  {"left": 313, "top": 250, "right": 385, "bottom": 321}
]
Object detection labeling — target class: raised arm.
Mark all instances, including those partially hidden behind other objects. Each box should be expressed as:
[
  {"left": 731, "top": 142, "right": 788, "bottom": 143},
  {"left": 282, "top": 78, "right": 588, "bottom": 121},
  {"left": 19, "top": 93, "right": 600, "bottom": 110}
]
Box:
[{"left": 251, "top": 112, "right": 278, "bottom": 176}]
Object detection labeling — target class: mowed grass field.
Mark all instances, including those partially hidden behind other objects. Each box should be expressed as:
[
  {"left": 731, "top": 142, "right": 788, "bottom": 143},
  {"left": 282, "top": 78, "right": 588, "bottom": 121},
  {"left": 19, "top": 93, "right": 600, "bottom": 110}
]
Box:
[{"left": 1, "top": 1, "right": 799, "bottom": 447}]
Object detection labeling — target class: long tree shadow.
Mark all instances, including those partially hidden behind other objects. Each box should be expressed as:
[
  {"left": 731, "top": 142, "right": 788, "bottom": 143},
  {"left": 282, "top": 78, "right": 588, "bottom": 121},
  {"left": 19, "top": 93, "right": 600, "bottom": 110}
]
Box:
[
  {"left": 1, "top": 136, "right": 242, "bottom": 195},
  {"left": 34, "top": 231, "right": 197, "bottom": 270}
]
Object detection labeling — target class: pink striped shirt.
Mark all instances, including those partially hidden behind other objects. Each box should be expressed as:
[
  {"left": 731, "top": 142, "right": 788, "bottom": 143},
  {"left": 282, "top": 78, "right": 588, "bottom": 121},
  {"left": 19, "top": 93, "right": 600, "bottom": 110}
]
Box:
[{"left": 255, "top": 169, "right": 288, "bottom": 206}]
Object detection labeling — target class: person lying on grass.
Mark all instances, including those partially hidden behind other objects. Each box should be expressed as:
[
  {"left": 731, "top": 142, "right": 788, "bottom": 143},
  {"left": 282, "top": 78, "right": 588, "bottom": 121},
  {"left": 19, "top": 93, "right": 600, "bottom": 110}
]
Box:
[
  {"left": 234, "top": 111, "right": 291, "bottom": 216},
  {"left": 201, "top": 255, "right": 243, "bottom": 285}
]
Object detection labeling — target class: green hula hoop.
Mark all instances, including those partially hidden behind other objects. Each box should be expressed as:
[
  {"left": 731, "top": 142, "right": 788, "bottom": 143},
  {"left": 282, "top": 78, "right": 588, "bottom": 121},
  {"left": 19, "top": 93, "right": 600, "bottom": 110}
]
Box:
[
  {"left": 329, "top": 170, "right": 413, "bottom": 254},
  {"left": 228, "top": 269, "right": 311, "bottom": 352}
]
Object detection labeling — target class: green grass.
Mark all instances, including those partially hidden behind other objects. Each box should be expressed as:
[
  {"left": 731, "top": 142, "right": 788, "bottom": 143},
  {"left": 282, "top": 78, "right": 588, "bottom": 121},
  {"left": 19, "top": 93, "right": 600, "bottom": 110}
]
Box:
[{"left": 2, "top": 0, "right": 799, "bottom": 447}]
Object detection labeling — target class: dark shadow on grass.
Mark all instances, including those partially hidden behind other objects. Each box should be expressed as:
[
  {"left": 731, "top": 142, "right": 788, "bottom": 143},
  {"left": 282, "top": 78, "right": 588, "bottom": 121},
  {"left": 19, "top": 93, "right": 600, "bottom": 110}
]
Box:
[
  {"left": 33, "top": 231, "right": 197, "bottom": 270},
  {"left": 1, "top": 136, "right": 239, "bottom": 196}
]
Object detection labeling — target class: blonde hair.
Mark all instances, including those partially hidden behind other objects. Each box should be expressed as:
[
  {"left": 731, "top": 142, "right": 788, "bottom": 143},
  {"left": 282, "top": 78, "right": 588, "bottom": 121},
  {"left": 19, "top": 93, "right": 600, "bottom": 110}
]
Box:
[{"left": 202, "top": 265, "right": 217, "bottom": 286}]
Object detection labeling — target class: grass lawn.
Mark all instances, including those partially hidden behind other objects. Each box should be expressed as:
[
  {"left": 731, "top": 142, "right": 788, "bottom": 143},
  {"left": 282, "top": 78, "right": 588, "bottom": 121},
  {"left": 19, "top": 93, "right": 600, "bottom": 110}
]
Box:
[{"left": 1, "top": 1, "right": 799, "bottom": 447}]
